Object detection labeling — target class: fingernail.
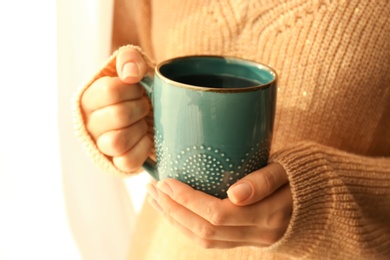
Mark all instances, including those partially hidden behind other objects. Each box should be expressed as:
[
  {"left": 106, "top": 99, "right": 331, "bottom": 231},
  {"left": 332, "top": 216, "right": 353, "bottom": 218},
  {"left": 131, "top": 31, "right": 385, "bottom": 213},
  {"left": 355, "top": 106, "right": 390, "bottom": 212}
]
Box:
[
  {"left": 157, "top": 181, "right": 173, "bottom": 197},
  {"left": 227, "top": 182, "right": 252, "bottom": 203},
  {"left": 122, "top": 62, "right": 139, "bottom": 79}
]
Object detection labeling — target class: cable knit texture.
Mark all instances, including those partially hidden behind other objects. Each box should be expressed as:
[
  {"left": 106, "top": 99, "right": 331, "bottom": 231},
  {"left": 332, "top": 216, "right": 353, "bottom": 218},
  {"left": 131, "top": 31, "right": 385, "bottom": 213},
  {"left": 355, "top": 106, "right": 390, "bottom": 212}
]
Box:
[{"left": 73, "top": 0, "right": 390, "bottom": 259}]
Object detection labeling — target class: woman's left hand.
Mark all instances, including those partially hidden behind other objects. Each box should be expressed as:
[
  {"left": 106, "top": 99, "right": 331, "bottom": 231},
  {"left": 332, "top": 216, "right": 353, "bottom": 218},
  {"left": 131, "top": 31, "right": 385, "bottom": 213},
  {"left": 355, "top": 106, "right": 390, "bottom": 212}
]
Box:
[{"left": 146, "top": 163, "right": 293, "bottom": 249}]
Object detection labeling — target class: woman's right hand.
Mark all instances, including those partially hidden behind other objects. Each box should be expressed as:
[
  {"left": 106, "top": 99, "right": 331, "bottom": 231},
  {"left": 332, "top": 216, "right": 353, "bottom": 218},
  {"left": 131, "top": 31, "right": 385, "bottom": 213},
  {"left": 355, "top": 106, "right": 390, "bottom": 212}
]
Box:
[{"left": 81, "top": 47, "right": 153, "bottom": 172}]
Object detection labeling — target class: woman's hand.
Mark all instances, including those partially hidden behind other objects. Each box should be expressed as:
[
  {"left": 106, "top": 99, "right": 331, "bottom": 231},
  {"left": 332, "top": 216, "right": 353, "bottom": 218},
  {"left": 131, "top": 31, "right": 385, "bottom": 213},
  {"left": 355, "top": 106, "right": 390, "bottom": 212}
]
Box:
[
  {"left": 147, "top": 163, "right": 292, "bottom": 249},
  {"left": 80, "top": 47, "right": 152, "bottom": 172}
]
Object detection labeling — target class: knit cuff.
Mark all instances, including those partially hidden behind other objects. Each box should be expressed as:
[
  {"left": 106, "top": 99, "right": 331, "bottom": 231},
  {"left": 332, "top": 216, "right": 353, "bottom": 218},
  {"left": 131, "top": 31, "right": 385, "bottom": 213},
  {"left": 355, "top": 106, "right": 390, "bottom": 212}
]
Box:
[
  {"left": 265, "top": 141, "right": 390, "bottom": 259},
  {"left": 265, "top": 142, "right": 337, "bottom": 257},
  {"left": 72, "top": 45, "right": 155, "bottom": 175}
]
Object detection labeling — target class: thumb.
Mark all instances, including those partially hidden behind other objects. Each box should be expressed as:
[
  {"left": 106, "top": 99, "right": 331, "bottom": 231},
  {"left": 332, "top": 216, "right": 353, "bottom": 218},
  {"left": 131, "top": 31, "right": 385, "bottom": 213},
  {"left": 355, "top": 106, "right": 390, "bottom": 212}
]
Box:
[
  {"left": 226, "top": 163, "right": 288, "bottom": 206},
  {"left": 116, "top": 46, "right": 147, "bottom": 84}
]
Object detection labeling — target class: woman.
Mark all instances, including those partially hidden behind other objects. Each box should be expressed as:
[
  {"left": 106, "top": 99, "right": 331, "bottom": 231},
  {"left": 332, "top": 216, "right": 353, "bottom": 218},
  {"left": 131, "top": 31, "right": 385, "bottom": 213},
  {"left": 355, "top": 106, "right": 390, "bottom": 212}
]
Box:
[{"left": 73, "top": 0, "right": 390, "bottom": 259}]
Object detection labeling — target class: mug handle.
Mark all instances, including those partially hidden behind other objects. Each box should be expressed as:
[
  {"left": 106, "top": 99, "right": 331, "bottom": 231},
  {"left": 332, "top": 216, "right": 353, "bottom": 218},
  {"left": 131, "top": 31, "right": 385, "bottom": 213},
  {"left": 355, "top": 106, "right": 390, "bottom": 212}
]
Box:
[{"left": 138, "top": 75, "right": 159, "bottom": 180}]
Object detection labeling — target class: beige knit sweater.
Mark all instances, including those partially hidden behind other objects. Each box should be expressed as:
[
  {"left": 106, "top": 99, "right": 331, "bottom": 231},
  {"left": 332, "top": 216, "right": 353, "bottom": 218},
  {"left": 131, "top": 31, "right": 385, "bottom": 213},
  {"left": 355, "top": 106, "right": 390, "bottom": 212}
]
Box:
[{"left": 73, "top": 0, "right": 390, "bottom": 259}]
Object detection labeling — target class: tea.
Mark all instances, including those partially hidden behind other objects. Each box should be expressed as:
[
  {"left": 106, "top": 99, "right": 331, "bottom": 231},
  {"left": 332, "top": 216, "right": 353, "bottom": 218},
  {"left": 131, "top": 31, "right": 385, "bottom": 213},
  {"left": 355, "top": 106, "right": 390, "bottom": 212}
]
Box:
[{"left": 173, "top": 74, "right": 260, "bottom": 89}]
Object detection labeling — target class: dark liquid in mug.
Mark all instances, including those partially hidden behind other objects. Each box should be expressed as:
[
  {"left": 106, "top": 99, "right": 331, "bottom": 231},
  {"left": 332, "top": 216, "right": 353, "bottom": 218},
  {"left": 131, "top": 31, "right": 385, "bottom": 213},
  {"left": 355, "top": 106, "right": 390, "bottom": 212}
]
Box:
[{"left": 172, "top": 74, "right": 260, "bottom": 89}]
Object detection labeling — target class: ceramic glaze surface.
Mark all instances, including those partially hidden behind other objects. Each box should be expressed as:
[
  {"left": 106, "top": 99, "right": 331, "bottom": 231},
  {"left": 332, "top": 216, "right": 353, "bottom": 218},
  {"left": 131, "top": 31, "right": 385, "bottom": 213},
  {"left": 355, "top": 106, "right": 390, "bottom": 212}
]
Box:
[
  {"left": 141, "top": 56, "right": 277, "bottom": 198},
  {"left": 155, "top": 132, "right": 270, "bottom": 198}
]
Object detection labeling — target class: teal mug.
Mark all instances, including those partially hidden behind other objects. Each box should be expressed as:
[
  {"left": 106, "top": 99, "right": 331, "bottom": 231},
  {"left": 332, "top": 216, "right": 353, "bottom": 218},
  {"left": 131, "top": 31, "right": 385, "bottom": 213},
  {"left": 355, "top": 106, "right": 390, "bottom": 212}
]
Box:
[{"left": 140, "top": 56, "right": 277, "bottom": 198}]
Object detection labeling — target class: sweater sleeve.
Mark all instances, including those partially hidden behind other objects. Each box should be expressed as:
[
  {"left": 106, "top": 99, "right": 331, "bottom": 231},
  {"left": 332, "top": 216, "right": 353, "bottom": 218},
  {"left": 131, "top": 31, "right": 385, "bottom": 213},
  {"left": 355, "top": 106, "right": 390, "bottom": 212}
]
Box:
[
  {"left": 267, "top": 141, "right": 390, "bottom": 259},
  {"left": 72, "top": 45, "right": 155, "bottom": 175}
]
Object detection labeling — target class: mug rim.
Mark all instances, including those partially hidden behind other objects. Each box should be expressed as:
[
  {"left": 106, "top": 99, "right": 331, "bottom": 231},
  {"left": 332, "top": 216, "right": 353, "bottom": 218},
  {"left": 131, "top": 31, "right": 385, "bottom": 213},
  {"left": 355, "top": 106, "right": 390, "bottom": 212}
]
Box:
[{"left": 155, "top": 55, "right": 278, "bottom": 93}]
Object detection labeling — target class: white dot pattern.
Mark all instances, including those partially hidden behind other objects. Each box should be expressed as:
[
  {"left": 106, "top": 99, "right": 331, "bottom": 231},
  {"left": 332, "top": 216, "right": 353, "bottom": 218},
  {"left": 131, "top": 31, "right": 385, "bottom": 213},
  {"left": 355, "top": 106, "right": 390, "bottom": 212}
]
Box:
[{"left": 154, "top": 131, "right": 269, "bottom": 198}]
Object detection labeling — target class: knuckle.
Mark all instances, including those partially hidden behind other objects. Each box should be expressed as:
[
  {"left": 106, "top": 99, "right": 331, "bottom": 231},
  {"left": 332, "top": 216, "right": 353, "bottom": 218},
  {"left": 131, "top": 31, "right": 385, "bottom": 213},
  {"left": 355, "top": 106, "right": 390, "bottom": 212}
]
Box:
[
  {"left": 88, "top": 105, "right": 126, "bottom": 138},
  {"left": 167, "top": 183, "right": 189, "bottom": 204},
  {"left": 110, "top": 134, "right": 126, "bottom": 152},
  {"left": 197, "top": 225, "right": 216, "bottom": 240},
  {"left": 97, "top": 132, "right": 126, "bottom": 156},
  {"left": 127, "top": 99, "right": 148, "bottom": 121},
  {"left": 113, "top": 154, "right": 142, "bottom": 172},
  {"left": 85, "top": 114, "right": 104, "bottom": 139},
  {"left": 96, "top": 77, "right": 124, "bottom": 105},
  {"left": 128, "top": 155, "right": 143, "bottom": 170},
  {"left": 261, "top": 170, "right": 276, "bottom": 193},
  {"left": 209, "top": 211, "right": 226, "bottom": 226},
  {"left": 266, "top": 210, "right": 287, "bottom": 229},
  {"left": 81, "top": 76, "right": 110, "bottom": 106},
  {"left": 113, "top": 135, "right": 151, "bottom": 171},
  {"left": 112, "top": 104, "right": 129, "bottom": 125},
  {"left": 177, "top": 193, "right": 190, "bottom": 208},
  {"left": 101, "top": 77, "right": 143, "bottom": 103},
  {"left": 197, "top": 238, "right": 215, "bottom": 249},
  {"left": 101, "top": 78, "right": 121, "bottom": 98}
]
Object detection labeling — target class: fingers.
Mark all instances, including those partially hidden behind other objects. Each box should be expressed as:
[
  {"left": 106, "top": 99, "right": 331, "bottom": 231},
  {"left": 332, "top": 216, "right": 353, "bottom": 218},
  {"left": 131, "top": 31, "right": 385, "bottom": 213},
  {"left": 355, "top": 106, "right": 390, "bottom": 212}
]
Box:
[
  {"left": 112, "top": 135, "right": 153, "bottom": 172},
  {"left": 96, "top": 119, "right": 148, "bottom": 156},
  {"left": 227, "top": 163, "right": 288, "bottom": 206},
  {"left": 81, "top": 47, "right": 147, "bottom": 114},
  {"left": 144, "top": 164, "right": 292, "bottom": 249},
  {"left": 87, "top": 98, "right": 150, "bottom": 139},
  {"left": 149, "top": 195, "right": 266, "bottom": 248},
  {"left": 156, "top": 179, "right": 245, "bottom": 226},
  {"left": 116, "top": 47, "right": 147, "bottom": 83},
  {"left": 155, "top": 179, "right": 262, "bottom": 226},
  {"left": 146, "top": 183, "right": 270, "bottom": 248},
  {"left": 155, "top": 178, "right": 291, "bottom": 228},
  {"left": 79, "top": 47, "right": 151, "bottom": 173},
  {"left": 82, "top": 77, "right": 144, "bottom": 114}
]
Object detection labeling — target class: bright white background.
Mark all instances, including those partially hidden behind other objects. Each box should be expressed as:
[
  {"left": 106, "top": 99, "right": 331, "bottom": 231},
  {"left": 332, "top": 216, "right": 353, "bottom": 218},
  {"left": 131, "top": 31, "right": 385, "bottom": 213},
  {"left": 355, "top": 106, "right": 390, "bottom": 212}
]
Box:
[
  {"left": 0, "top": 1, "right": 149, "bottom": 259},
  {"left": 0, "top": 1, "right": 81, "bottom": 259}
]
